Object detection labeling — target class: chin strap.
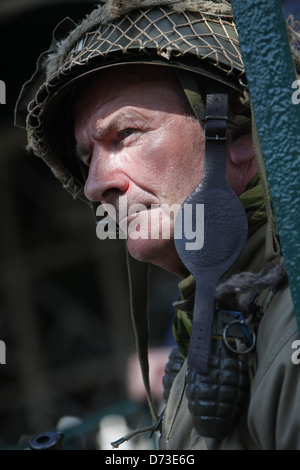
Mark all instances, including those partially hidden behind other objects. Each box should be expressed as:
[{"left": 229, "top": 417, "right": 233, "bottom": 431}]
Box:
[
  {"left": 174, "top": 82, "right": 248, "bottom": 374},
  {"left": 125, "top": 251, "right": 159, "bottom": 424},
  {"left": 109, "top": 251, "right": 160, "bottom": 448}
]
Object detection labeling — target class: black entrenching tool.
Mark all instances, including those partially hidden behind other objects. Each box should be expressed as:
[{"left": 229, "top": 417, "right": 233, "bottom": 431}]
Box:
[{"left": 174, "top": 82, "right": 248, "bottom": 375}]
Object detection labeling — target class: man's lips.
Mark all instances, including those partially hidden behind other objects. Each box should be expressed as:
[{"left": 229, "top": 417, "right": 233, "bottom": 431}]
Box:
[{"left": 118, "top": 208, "right": 150, "bottom": 226}]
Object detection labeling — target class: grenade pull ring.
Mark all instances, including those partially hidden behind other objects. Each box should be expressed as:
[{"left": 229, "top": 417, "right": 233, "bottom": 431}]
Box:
[{"left": 223, "top": 320, "right": 256, "bottom": 355}]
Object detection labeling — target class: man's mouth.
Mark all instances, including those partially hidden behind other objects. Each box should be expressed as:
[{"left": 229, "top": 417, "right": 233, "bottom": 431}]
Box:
[{"left": 118, "top": 208, "right": 150, "bottom": 227}]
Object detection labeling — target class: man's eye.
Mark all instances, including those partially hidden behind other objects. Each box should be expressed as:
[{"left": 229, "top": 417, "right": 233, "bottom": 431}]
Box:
[{"left": 119, "top": 128, "right": 135, "bottom": 140}]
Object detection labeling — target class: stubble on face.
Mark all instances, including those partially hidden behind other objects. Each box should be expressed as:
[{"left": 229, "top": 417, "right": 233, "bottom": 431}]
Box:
[{"left": 74, "top": 65, "right": 205, "bottom": 277}]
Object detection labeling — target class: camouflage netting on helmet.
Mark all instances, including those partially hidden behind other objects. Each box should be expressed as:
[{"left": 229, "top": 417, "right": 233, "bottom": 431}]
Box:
[
  {"left": 45, "top": 0, "right": 235, "bottom": 79},
  {"left": 24, "top": 0, "right": 244, "bottom": 200}
]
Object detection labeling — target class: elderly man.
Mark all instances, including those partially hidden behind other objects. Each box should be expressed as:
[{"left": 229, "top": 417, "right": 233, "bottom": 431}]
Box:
[
  {"left": 74, "top": 65, "right": 255, "bottom": 275},
  {"left": 16, "top": 0, "right": 300, "bottom": 450}
]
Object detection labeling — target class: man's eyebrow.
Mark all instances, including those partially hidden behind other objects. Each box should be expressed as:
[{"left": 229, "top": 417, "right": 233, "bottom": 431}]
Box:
[
  {"left": 75, "top": 108, "right": 148, "bottom": 160},
  {"left": 92, "top": 108, "right": 148, "bottom": 140}
]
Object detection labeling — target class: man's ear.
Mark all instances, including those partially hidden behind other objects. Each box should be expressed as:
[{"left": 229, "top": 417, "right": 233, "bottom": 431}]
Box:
[
  {"left": 228, "top": 127, "right": 254, "bottom": 165},
  {"left": 226, "top": 126, "right": 258, "bottom": 195}
]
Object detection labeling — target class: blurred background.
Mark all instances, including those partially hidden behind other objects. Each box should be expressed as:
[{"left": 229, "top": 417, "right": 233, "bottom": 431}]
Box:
[{"left": 0, "top": 0, "right": 299, "bottom": 450}]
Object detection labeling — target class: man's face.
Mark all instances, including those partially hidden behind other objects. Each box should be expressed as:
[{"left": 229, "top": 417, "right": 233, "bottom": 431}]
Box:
[{"left": 74, "top": 66, "right": 205, "bottom": 277}]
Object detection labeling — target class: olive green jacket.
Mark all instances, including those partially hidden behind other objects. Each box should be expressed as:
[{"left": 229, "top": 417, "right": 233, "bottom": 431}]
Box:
[{"left": 159, "top": 225, "right": 300, "bottom": 450}]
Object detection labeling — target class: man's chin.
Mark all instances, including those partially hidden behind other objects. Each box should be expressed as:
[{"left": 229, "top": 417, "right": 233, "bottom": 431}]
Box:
[
  {"left": 126, "top": 237, "right": 163, "bottom": 263},
  {"left": 126, "top": 237, "right": 188, "bottom": 278}
]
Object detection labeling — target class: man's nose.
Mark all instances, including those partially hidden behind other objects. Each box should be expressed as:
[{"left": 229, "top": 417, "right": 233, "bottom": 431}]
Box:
[{"left": 83, "top": 148, "right": 129, "bottom": 203}]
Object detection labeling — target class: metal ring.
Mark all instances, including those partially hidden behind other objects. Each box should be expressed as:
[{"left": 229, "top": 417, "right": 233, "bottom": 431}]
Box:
[
  {"left": 239, "top": 77, "right": 248, "bottom": 88},
  {"left": 223, "top": 320, "right": 256, "bottom": 355}
]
